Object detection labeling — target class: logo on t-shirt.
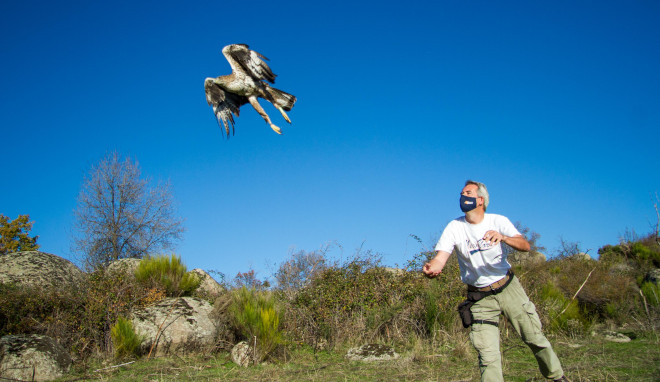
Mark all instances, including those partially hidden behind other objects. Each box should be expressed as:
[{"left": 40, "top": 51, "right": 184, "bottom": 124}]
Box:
[{"left": 466, "top": 239, "right": 497, "bottom": 256}]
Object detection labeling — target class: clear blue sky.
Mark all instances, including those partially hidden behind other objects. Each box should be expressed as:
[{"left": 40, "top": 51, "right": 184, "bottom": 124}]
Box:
[{"left": 2, "top": 1, "right": 659, "bottom": 282}]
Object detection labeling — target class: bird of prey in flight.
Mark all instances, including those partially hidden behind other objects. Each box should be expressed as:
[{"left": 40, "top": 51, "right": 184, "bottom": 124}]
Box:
[{"left": 204, "top": 44, "right": 297, "bottom": 137}]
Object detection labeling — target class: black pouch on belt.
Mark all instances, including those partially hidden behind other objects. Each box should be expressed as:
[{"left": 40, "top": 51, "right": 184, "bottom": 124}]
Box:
[
  {"left": 456, "top": 271, "right": 514, "bottom": 329},
  {"left": 457, "top": 299, "right": 475, "bottom": 328}
]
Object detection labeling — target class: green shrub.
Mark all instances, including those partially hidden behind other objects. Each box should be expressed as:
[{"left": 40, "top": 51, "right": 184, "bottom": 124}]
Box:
[
  {"left": 598, "top": 240, "right": 660, "bottom": 270},
  {"left": 110, "top": 316, "right": 144, "bottom": 359},
  {"left": 284, "top": 250, "right": 457, "bottom": 347},
  {"left": 0, "top": 283, "right": 73, "bottom": 337},
  {"left": 0, "top": 269, "right": 151, "bottom": 360},
  {"left": 640, "top": 282, "right": 659, "bottom": 307},
  {"left": 135, "top": 254, "right": 200, "bottom": 297},
  {"left": 418, "top": 255, "right": 464, "bottom": 338},
  {"left": 632, "top": 242, "right": 660, "bottom": 268},
  {"left": 229, "top": 287, "right": 283, "bottom": 363},
  {"left": 539, "top": 282, "right": 589, "bottom": 336}
]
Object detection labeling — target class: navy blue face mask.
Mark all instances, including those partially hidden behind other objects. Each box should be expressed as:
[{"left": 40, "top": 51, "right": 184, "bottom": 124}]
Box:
[{"left": 460, "top": 195, "right": 478, "bottom": 213}]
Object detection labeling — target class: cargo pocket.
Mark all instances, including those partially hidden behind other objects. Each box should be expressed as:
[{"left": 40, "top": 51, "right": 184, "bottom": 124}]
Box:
[
  {"left": 522, "top": 300, "right": 543, "bottom": 334},
  {"left": 469, "top": 321, "right": 489, "bottom": 351}
]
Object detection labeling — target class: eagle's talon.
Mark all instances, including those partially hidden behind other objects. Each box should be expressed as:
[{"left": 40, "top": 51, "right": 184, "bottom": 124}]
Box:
[{"left": 270, "top": 124, "right": 282, "bottom": 135}]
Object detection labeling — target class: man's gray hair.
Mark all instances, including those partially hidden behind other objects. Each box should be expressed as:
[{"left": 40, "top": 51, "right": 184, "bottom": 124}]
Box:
[{"left": 465, "top": 180, "right": 489, "bottom": 211}]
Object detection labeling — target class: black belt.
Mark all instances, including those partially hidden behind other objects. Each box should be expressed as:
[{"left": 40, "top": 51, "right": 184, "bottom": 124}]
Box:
[
  {"left": 467, "top": 269, "right": 514, "bottom": 298},
  {"left": 460, "top": 270, "right": 514, "bottom": 328},
  {"left": 473, "top": 319, "right": 499, "bottom": 327}
]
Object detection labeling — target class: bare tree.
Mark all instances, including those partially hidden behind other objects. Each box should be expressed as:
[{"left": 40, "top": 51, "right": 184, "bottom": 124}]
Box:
[{"left": 73, "top": 152, "right": 184, "bottom": 269}]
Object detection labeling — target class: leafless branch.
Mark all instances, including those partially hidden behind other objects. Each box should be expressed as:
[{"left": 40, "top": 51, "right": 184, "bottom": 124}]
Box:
[
  {"left": 93, "top": 361, "right": 136, "bottom": 372},
  {"left": 559, "top": 266, "right": 596, "bottom": 317}
]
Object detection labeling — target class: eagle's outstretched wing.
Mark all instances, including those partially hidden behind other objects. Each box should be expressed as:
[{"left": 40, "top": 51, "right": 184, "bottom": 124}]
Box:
[
  {"left": 222, "top": 44, "right": 276, "bottom": 84},
  {"left": 204, "top": 78, "right": 248, "bottom": 137}
]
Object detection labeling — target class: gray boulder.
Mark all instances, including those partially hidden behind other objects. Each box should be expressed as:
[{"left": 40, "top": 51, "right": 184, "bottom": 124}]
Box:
[
  {"left": 0, "top": 334, "right": 72, "bottom": 381},
  {"left": 572, "top": 252, "right": 594, "bottom": 261},
  {"left": 131, "top": 297, "right": 217, "bottom": 357},
  {"left": 191, "top": 268, "right": 224, "bottom": 297},
  {"left": 507, "top": 251, "right": 546, "bottom": 267},
  {"left": 231, "top": 341, "right": 252, "bottom": 367},
  {"left": 106, "top": 258, "right": 142, "bottom": 276},
  {"left": 0, "top": 251, "right": 83, "bottom": 290},
  {"left": 346, "top": 344, "right": 400, "bottom": 362}
]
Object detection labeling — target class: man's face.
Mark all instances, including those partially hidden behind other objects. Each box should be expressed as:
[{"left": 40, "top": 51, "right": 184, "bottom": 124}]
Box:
[{"left": 461, "top": 184, "right": 483, "bottom": 208}]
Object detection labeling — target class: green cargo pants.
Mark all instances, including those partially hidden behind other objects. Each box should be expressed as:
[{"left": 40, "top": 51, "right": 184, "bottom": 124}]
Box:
[{"left": 469, "top": 276, "right": 564, "bottom": 382}]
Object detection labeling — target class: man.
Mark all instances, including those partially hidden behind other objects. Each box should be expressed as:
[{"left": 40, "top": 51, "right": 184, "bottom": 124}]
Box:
[{"left": 423, "top": 180, "right": 569, "bottom": 382}]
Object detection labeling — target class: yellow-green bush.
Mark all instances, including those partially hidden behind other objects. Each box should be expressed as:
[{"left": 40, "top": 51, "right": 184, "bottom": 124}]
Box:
[
  {"left": 135, "top": 254, "right": 200, "bottom": 297},
  {"left": 110, "top": 316, "right": 144, "bottom": 359},
  {"left": 539, "top": 282, "right": 590, "bottom": 336},
  {"left": 641, "top": 282, "right": 659, "bottom": 307},
  {"left": 229, "top": 287, "right": 283, "bottom": 363}
]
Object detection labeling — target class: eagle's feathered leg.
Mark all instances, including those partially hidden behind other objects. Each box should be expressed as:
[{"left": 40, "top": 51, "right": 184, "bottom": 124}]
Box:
[
  {"left": 264, "top": 85, "right": 295, "bottom": 124},
  {"left": 277, "top": 106, "right": 291, "bottom": 124},
  {"left": 247, "top": 96, "right": 281, "bottom": 135}
]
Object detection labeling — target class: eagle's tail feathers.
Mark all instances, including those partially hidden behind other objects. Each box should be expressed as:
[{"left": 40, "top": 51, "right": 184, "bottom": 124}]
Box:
[{"left": 266, "top": 87, "right": 297, "bottom": 111}]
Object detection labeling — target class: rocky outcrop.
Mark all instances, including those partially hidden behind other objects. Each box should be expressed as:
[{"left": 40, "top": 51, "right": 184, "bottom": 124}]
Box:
[
  {"left": 191, "top": 268, "right": 224, "bottom": 297},
  {"left": 106, "top": 258, "right": 142, "bottom": 276},
  {"left": 346, "top": 344, "right": 400, "bottom": 362},
  {"left": 572, "top": 252, "right": 594, "bottom": 261},
  {"left": 0, "top": 334, "right": 72, "bottom": 381},
  {"left": 0, "top": 251, "right": 83, "bottom": 290},
  {"left": 131, "top": 297, "right": 217, "bottom": 357},
  {"left": 507, "top": 251, "right": 546, "bottom": 267}
]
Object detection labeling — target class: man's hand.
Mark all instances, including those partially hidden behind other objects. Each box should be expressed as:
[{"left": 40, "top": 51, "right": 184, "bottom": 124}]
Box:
[
  {"left": 422, "top": 259, "right": 442, "bottom": 278},
  {"left": 483, "top": 230, "right": 505, "bottom": 245},
  {"left": 422, "top": 251, "right": 451, "bottom": 278},
  {"left": 483, "top": 231, "right": 531, "bottom": 252}
]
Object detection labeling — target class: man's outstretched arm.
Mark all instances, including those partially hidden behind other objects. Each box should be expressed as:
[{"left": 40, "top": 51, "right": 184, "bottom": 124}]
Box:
[
  {"left": 423, "top": 250, "right": 451, "bottom": 278},
  {"left": 483, "top": 231, "right": 531, "bottom": 252}
]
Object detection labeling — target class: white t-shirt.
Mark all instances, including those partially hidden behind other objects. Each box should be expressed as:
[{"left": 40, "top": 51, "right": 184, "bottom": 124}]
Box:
[{"left": 434, "top": 213, "right": 522, "bottom": 287}]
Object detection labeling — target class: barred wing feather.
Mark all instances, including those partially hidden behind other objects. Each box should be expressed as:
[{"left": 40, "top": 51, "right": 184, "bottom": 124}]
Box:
[
  {"left": 223, "top": 44, "right": 276, "bottom": 83},
  {"left": 204, "top": 78, "right": 248, "bottom": 137}
]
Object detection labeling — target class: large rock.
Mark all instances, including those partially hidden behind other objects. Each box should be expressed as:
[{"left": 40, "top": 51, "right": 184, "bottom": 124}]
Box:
[
  {"left": 106, "top": 258, "right": 142, "bottom": 276},
  {"left": 131, "top": 297, "right": 217, "bottom": 356},
  {"left": 572, "top": 252, "right": 594, "bottom": 261},
  {"left": 191, "top": 268, "right": 224, "bottom": 297},
  {"left": 507, "top": 251, "right": 546, "bottom": 267},
  {"left": 0, "top": 251, "right": 83, "bottom": 290},
  {"left": 0, "top": 334, "right": 72, "bottom": 381}
]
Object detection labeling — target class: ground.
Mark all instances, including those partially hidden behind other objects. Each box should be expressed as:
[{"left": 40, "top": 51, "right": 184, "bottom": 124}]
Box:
[{"left": 64, "top": 332, "right": 659, "bottom": 381}]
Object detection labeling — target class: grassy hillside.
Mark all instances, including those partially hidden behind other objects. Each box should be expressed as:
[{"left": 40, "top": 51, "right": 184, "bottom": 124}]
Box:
[{"left": 1, "top": 235, "right": 659, "bottom": 381}]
